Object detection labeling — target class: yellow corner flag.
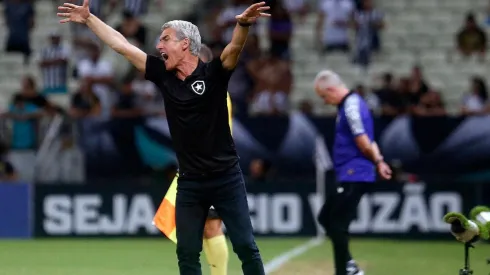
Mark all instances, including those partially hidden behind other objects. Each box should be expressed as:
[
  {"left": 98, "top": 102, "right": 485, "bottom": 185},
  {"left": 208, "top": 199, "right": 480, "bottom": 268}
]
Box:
[{"left": 153, "top": 93, "right": 233, "bottom": 243}]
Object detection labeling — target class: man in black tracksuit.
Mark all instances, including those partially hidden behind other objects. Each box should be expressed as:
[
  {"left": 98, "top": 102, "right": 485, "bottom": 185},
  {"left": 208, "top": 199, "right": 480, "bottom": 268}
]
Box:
[{"left": 57, "top": 0, "right": 272, "bottom": 274}]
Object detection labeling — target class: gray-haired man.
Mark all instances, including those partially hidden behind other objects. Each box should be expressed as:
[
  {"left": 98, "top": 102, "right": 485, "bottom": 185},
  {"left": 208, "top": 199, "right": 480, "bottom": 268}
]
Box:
[
  {"left": 314, "top": 70, "right": 392, "bottom": 275},
  {"left": 57, "top": 1, "right": 270, "bottom": 274}
]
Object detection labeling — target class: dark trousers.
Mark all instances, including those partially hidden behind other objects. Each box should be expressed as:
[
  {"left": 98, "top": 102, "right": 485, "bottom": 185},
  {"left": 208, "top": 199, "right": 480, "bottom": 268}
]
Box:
[
  {"left": 176, "top": 164, "right": 264, "bottom": 275},
  {"left": 6, "top": 35, "right": 31, "bottom": 64},
  {"left": 323, "top": 43, "right": 350, "bottom": 54},
  {"left": 317, "top": 182, "right": 369, "bottom": 275}
]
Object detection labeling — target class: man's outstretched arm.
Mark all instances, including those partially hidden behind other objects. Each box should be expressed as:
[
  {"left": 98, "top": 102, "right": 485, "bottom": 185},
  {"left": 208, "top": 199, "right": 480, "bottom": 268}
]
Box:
[
  {"left": 220, "top": 2, "right": 270, "bottom": 70},
  {"left": 85, "top": 15, "right": 146, "bottom": 71},
  {"left": 58, "top": 0, "right": 146, "bottom": 72},
  {"left": 220, "top": 22, "right": 249, "bottom": 70}
]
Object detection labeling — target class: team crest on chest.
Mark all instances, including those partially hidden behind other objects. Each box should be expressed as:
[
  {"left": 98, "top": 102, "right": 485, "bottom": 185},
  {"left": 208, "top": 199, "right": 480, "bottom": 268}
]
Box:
[{"left": 191, "top": 80, "right": 206, "bottom": 95}]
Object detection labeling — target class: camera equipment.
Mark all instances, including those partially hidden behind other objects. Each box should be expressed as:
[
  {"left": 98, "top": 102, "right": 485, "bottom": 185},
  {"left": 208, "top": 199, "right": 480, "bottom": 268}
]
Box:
[{"left": 460, "top": 242, "right": 474, "bottom": 275}]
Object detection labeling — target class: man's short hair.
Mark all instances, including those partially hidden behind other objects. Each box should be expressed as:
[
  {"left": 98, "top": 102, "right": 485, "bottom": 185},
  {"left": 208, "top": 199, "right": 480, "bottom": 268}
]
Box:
[
  {"left": 314, "top": 70, "right": 345, "bottom": 90},
  {"left": 161, "top": 20, "right": 201, "bottom": 56}
]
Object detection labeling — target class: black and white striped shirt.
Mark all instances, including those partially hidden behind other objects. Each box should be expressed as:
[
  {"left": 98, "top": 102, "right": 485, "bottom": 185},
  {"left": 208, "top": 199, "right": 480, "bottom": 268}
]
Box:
[
  {"left": 124, "top": 0, "right": 148, "bottom": 16},
  {"left": 41, "top": 46, "right": 69, "bottom": 89},
  {"left": 354, "top": 9, "right": 383, "bottom": 50}
]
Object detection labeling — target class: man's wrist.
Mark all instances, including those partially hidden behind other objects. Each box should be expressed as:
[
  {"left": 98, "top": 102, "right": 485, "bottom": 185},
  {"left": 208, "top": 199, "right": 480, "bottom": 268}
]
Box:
[
  {"left": 374, "top": 158, "right": 384, "bottom": 165},
  {"left": 238, "top": 21, "right": 252, "bottom": 27},
  {"left": 85, "top": 13, "right": 95, "bottom": 25}
]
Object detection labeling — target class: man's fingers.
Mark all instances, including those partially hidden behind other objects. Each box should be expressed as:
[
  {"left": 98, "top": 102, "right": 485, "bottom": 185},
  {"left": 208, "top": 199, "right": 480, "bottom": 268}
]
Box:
[
  {"left": 83, "top": 0, "right": 89, "bottom": 7},
  {"left": 245, "top": 1, "right": 265, "bottom": 13},
  {"left": 63, "top": 3, "right": 78, "bottom": 8},
  {"left": 58, "top": 6, "right": 72, "bottom": 11},
  {"left": 386, "top": 170, "right": 392, "bottom": 179},
  {"left": 238, "top": 2, "right": 269, "bottom": 21},
  {"left": 249, "top": 1, "right": 266, "bottom": 8},
  {"left": 57, "top": 13, "right": 70, "bottom": 18},
  {"left": 59, "top": 18, "right": 71, "bottom": 23}
]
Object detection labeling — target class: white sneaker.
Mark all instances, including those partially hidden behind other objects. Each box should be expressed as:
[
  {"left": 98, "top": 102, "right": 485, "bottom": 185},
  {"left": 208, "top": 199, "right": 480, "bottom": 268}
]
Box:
[
  {"left": 347, "top": 262, "right": 364, "bottom": 275},
  {"left": 347, "top": 267, "right": 364, "bottom": 275}
]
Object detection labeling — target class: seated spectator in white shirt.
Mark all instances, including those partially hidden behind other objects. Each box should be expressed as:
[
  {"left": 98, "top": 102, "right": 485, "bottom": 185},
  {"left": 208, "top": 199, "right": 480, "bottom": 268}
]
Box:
[
  {"left": 316, "top": 0, "right": 354, "bottom": 53},
  {"left": 461, "top": 77, "right": 488, "bottom": 115},
  {"left": 248, "top": 52, "right": 292, "bottom": 116},
  {"left": 76, "top": 43, "right": 115, "bottom": 119}
]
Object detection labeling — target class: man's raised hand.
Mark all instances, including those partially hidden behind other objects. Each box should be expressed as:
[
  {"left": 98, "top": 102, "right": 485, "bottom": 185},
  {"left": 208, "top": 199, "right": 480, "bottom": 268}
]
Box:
[
  {"left": 235, "top": 1, "right": 271, "bottom": 25},
  {"left": 57, "top": 0, "right": 90, "bottom": 24}
]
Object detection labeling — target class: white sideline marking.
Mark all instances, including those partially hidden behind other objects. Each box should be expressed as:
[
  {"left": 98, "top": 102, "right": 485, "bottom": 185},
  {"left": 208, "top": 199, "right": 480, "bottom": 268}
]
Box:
[{"left": 264, "top": 237, "right": 325, "bottom": 274}]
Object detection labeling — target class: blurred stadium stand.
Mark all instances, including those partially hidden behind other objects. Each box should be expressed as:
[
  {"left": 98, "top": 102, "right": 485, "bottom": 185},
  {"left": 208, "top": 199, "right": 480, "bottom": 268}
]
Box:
[
  {"left": 1, "top": 3, "right": 490, "bottom": 270},
  {"left": 0, "top": 0, "right": 487, "bottom": 115},
  {"left": 291, "top": 0, "right": 490, "bottom": 115}
]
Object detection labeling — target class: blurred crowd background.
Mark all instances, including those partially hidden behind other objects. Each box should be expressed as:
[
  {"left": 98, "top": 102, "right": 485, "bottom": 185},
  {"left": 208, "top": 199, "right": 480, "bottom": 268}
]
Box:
[{"left": 0, "top": 0, "right": 489, "bottom": 184}]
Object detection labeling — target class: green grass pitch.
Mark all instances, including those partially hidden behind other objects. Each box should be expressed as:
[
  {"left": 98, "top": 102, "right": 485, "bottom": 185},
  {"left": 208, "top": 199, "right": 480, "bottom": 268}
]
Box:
[{"left": 0, "top": 238, "right": 489, "bottom": 275}]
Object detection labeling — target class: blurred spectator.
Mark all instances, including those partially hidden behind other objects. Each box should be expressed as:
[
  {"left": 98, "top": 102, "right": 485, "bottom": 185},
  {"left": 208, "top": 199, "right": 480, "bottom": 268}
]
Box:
[
  {"left": 76, "top": 43, "right": 115, "bottom": 119},
  {"left": 107, "top": 0, "right": 165, "bottom": 17},
  {"left": 71, "top": 36, "right": 99, "bottom": 63},
  {"left": 184, "top": 0, "right": 227, "bottom": 43},
  {"left": 316, "top": 0, "right": 354, "bottom": 54},
  {"left": 398, "top": 77, "right": 417, "bottom": 108},
  {"left": 37, "top": 122, "right": 85, "bottom": 183},
  {"left": 352, "top": 0, "right": 384, "bottom": 69},
  {"left": 116, "top": 10, "right": 148, "bottom": 49},
  {"left": 7, "top": 97, "right": 41, "bottom": 150},
  {"left": 353, "top": 0, "right": 363, "bottom": 10},
  {"left": 12, "top": 76, "right": 52, "bottom": 112},
  {"left": 413, "top": 90, "right": 446, "bottom": 116},
  {"left": 268, "top": 1, "right": 293, "bottom": 59},
  {"left": 457, "top": 13, "right": 487, "bottom": 60},
  {"left": 216, "top": 0, "right": 254, "bottom": 44},
  {"left": 282, "top": 0, "right": 308, "bottom": 20},
  {"left": 111, "top": 77, "right": 143, "bottom": 120},
  {"left": 0, "top": 141, "right": 17, "bottom": 182},
  {"left": 109, "top": 78, "right": 144, "bottom": 170},
  {"left": 70, "top": 79, "right": 101, "bottom": 119},
  {"left": 228, "top": 34, "right": 260, "bottom": 118},
  {"left": 130, "top": 71, "right": 164, "bottom": 116},
  {"left": 409, "top": 65, "right": 429, "bottom": 96},
  {"left": 5, "top": 77, "right": 47, "bottom": 150},
  {"left": 39, "top": 31, "right": 70, "bottom": 94},
  {"left": 355, "top": 84, "right": 380, "bottom": 113},
  {"left": 299, "top": 99, "right": 313, "bottom": 115},
  {"left": 377, "top": 73, "right": 408, "bottom": 116},
  {"left": 205, "top": 40, "right": 228, "bottom": 61},
  {"left": 248, "top": 52, "right": 292, "bottom": 115},
  {"left": 460, "top": 77, "right": 488, "bottom": 115},
  {"left": 249, "top": 158, "right": 273, "bottom": 181},
  {"left": 55, "top": 131, "right": 85, "bottom": 183},
  {"left": 122, "top": 0, "right": 149, "bottom": 17},
  {"left": 199, "top": 44, "right": 214, "bottom": 62},
  {"left": 487, "top": 1, "right": 490, "bottom": 26},
  {"left": 4, "top": 0, "right": 35, "bottom": 64},
  {"left": 69, "top": 0, "right": 105, "bottom": 59}
]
